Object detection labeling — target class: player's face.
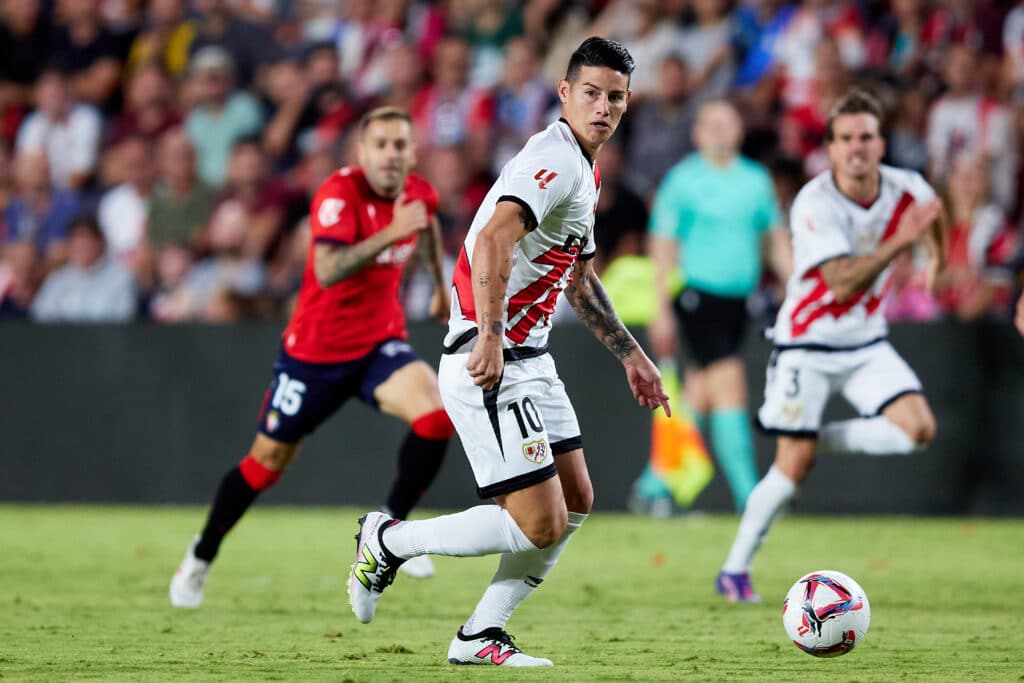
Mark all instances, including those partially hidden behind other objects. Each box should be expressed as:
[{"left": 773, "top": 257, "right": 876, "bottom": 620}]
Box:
[
  {"left": 828, "top": 113, "right": 885, "bottom": 182},
  {"left": 358, "top": 119, "right": 416, "bottom": 196},
  {"left": 558, "top": 66, "right": 631, "bottom": 153}
]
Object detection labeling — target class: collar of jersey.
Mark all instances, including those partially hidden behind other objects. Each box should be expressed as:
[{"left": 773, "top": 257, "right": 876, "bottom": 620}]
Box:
[{"left": 557, "top": 118, "right": 595, "bottom": 166}]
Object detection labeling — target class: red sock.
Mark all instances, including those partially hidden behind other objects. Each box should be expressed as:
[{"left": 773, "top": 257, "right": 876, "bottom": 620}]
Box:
[{"left": 238, "top": 453, "right": 282, "bottom": 491}]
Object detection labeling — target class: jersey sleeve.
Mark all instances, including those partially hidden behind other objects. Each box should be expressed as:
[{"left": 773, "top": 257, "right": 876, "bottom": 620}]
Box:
[
  {"left": 903, "top": 170, "right": 937, "bottom": 203},
  {"left": 408, "top": 175, "right": 440, "bottom": 217},
  {"left": 310, "top": 176, "right": 360, "bottom": 245},
  {"left": 789, "top": 188, "right": 852, "bottom": 274},
  {"left": 497, "top": 148, "right": 579, "bottom": 229}
]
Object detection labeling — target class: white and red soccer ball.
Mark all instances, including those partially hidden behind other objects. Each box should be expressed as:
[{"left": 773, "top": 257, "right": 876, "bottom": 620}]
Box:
[{"left": 783, "top": 570, "right": 871, "bottom": 657}]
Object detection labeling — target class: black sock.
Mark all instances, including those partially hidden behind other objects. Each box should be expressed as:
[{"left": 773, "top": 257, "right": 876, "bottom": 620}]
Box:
[
  {"left": 385, "top": 432, "right": 448, "bottom": 519},
  {"left": 194, "top": 467, "right": 260, "bottom": 562}
]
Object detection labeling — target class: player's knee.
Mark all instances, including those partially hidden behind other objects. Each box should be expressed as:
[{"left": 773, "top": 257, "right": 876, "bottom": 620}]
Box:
[
  {"left": 520, "top": 508, "right": 568, "bottom": 549},
  {"left": 907, "top": 415, "right": 936, "bottom": 446},
  {"left": 411, "top": 408, "right": 455, "bottom": 441},
  {"left": 563, "top": 480, "right": 594, "bottom": 515}
]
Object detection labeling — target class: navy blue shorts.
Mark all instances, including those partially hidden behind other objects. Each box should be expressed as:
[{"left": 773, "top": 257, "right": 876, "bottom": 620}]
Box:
[{"left": 257, "top": 339, "right": 420, "bottom": 443}]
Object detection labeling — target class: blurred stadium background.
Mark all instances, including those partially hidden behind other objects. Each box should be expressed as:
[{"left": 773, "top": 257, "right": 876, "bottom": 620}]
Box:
[{"left": 2, "top": 0, "right": 1022, "bottom": 509}]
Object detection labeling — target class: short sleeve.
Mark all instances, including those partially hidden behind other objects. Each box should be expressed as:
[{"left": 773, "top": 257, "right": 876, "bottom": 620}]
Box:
[
  {"left": 903, "top": 170, "right": 937, "bottom": 203},
  {"left": 310, "top": 176, "right": 360, "bottom": 245},
  {"left": 789, "top": 189, "right": 852, "bottom": 274},
  {"left": 408, "top": 175, "right": 440, "bottom": 217},
  {"left": 498, "top": 149, "right": 578, "bottom": 229},
  {"left": 648, "top": 166, "right": 687, "bottom": 240}
]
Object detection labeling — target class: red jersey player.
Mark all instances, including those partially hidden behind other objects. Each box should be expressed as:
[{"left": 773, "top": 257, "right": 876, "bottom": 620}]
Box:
[{"left": 170, "top": 107, "right": 454, "bottom": 608}]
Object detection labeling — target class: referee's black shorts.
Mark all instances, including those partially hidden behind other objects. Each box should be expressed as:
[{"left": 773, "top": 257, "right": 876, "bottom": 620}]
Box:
[{"left": 672, "top": 287, "right": 748, "bottom": 368}]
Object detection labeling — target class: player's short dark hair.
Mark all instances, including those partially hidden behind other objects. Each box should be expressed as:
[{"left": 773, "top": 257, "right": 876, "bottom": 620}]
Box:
[
  {"left": 359, "top": 107, "right": 413, "bottom": 134},
  {"left": 565, "top": 37, "right": 635, "bottom": 83},
  {"left": 825, "top": 88, "right": 884, "bottom": 141}
]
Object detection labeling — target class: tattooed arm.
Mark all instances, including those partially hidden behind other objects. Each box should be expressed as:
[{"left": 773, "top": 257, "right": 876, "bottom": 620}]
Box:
[
  {"left": 565, "top": 258, "right": 671, "bottom": 414},
  {"left": 464, "top": 200, "right": 532, "bottom": 389},
  {"left": 313, "top": 197, "right": 428, "bottom": 288},
  {"left": 419, "top": 215, "right": 450, "bottom": 320}
]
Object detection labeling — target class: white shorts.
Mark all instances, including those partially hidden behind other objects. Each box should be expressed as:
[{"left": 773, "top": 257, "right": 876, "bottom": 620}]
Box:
[
  {"left": 438, "top": 350, "right": 582, "bottom": 499},
  {"left": 757, "top": 340, "right": 922, "bottom": 437}
]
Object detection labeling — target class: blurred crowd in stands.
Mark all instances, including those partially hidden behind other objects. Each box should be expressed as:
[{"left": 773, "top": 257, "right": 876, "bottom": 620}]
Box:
[{"left": 0, "top": 0, "right": 1022, "bottom": 324}]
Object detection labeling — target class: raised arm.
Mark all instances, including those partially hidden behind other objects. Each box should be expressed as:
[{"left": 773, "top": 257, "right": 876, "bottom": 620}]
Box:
[
  {"left": 464, "top": 200, "right": 532, "bottom": 389},
  {"left": 313, "top": 196, "right": 427, "bottom": 288},
  {"left": 565, "top": 257, "right": 671, "bottom": 414},
  {"left": 820, "top": 199, "right": 941, "bottom": 302}
]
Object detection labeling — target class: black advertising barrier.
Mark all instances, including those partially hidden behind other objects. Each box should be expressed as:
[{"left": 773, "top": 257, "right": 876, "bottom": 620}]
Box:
[{"left": 1, "top": 321, "right": 1021, "bottom": 514}]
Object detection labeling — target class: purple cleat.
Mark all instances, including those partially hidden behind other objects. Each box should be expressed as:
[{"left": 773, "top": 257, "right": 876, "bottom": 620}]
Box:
[{"left": 716, "top": 571, "right": 762, "bottom": 603}]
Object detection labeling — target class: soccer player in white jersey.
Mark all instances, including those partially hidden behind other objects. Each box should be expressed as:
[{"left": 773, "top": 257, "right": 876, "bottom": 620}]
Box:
[
  {"left": 347, "top": 37, "right": 670, "bottom": 666},
  {"left": 716, "top": 89, "right": 947, "bottom": 603}
]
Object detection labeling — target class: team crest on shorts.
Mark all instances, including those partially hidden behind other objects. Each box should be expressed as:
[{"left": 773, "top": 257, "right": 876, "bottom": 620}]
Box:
[
  {"left": 522, "top": 439, "right": 548, "bottom": 464},
  {"left": 781, "top": 402, "right": 804, "bottom": 425},
  {"left": 266, "top": 409, "right": 281, "bottom": 433}
]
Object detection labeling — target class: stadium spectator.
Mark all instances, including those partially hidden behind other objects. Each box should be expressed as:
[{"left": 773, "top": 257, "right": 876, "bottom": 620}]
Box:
[
  {"left": 678, "top": 0, "right": 735, "bottom": 102},
  {"left": 590, "top": 0, "right": 686, "bottom": 99},
  {"left": 97, "top": 136, "right": 156, "bottom": 264},
  {"left": 125, "top": 0, "right": 196, "bottom": 78},
  {"left": 0, "top": 0, "right": 51, "bottom": 146},
  {"left": 926, "top": 45, "right": 1017, "bottom": 210},
  {"left": 15, "top": 67, "right": 102, "bottom": 192},
  {"left": 148, "top": 128, "right": 216, "bottom": 252},
  {"left": 624, "top": 53, "right": 697, "bottom": 201},
  {"left": 460, "top": 0, "right": 524, "bottom": 89},
  {"left": 30, "top": 214, "right": 137, "bottom": 322},
  {"left": 0, "top": 239, "right": 40, "bottom": 319},
  {"left": 888, "top": 88, "right": 931, "bottom": 174},
  {"left": 189, "top": 0, "right": 275, "bottom": 88},
  {"left": 107, "top": 62, "right": 182, "bottom": 145},
  {"left": 1006, "top": 0, "right": 1024, "bottom": 101},
  {"left": 933, "top": 154, "right": 1017, "bottom": 319},
  {"left": 259, "top": 54, "right": 313, "bottom": 170},
  {"left": 421, "top": 144, "right": 482, "bottom": 258},
  {"left": 216, "top": 137, "right": 295, "bottom": 263},
  {"left": 183, "top": 47, "right": 264, "bottom": 187},
  {"left": 372, "top": 41, "right": 426, "bottom": 114},
  {"left": 646, "top": 100, "right": 788, "bottom": 512},
  {"left": 491, "top": 36, "right": 557, "bottom": 175},
  {"left": 49, "top": 0, "right": 126, "bottom": 112},
  {"left": 3, "top": 150, "right": 82, "bottom": 270},
  {"left": 412, "top": 35, "right": 495, "bottom": 154}
]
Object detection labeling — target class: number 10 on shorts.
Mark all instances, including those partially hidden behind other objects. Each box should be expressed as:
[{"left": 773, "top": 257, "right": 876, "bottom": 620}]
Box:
[{"left": 508, "top": 398, "right": 548, "bottom": 465}]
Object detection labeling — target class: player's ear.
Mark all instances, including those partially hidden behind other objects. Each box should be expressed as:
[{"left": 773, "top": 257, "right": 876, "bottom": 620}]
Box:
[{"left": 557, "top": 79, "right": 570, "bottom": 105}]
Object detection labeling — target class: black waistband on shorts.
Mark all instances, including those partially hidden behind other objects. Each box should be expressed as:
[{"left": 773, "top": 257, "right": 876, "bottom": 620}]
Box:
[
  {"left": 772, "top": 336, "right": 887, "bottom": 354},
  {"left": 441, "top": 328, "right": 549, "bottom": 361}
]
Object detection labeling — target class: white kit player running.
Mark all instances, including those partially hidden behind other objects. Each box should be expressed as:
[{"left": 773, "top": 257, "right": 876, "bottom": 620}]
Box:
[
  {"left": 347, "top": 37, "right": 670, "bottom": 666},
  {"left": 716, "top": 89, "right": 947, "bottom": 603}
]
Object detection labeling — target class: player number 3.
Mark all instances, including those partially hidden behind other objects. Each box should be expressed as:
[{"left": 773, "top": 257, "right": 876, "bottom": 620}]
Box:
[{"left": 271, "top": 373, "right": 307, "bottom": 416}]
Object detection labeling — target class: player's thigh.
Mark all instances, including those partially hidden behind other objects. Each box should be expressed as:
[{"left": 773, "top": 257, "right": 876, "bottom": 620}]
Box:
[
  {"left": 373, "top": 360, "right": 444, "bottom": 423},
  {"left": 552, "top": 448, "right": 593, "bottom": 514},
  {"left": 757, "top": 349, "right": 833, "bottom": 437},
  {"left": 529, "top": 365, "right": 592, "bottom": 513},
  {"left": 881, "top": 392, "right": 936, "bottom": 444},
  {"left": 438, "top": 353, "right": 559, "bottom": 502},
  {"left": 360, "top": 340, "right": 442, "bottom": 421},
  {"left": 841, "top": 343, "right": 924, "bottom": 418},
  {"left": 703, "top": 355, "right": 748, "bottom": 409},
  {"left": 257, "top": 349, "right": 356, "bottom": 445}
]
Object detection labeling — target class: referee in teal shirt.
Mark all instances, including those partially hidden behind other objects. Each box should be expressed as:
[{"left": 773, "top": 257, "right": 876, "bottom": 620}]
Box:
[{"left": 646, "top": 100, "right": 791, "bottom": 511}]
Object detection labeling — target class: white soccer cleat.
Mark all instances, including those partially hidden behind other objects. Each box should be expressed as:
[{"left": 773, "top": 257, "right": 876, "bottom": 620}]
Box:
[
  {"left": 169, "top": 538, "right": 210, "bottom": 608},
  {"left": 347, "top": 512, "right": 404, "bottom": 623},
  {"left": 397, "top": 553, "right": 435, "bottom": 579},
  {"left": 447, "top": 627, "right": 553, "bottom": 667}
]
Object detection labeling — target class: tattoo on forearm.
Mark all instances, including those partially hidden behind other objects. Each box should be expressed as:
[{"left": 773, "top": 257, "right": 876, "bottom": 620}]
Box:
[
  {"left": 490, "top": 321, "right": 503, "bottom": 336},
  {"left": 565, "top": 271, "right": 637, "bottom": 359},
  {"left": 479, "top": 273, "right": 490, "bottom": 286},
  {"left": 314, "top": 244, "right": 378, "bottom": 286}
]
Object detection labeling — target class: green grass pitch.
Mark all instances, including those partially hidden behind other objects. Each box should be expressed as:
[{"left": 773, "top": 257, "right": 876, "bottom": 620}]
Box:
[{"left": 2, "top": 506, "right": 1022, "bottom": 682}]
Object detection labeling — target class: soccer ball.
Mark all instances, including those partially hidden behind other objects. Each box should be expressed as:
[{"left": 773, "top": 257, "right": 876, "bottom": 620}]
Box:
[{"left": 782, "top": 570, "right": 871, "bottom": 657}]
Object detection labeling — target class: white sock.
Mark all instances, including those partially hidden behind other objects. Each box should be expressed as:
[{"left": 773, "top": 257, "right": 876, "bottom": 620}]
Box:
[
  {"left": 382, "top": 505, "right": 537, "bottom": 559},
  {"left": 462, "top": 512, "right": 587, "bottom": 635},
  {"left": 722, "top": 467, "right": 796, "bottom": 573},
  {"left": 818, "top": 417, "right": 916, "bottom": 456}
]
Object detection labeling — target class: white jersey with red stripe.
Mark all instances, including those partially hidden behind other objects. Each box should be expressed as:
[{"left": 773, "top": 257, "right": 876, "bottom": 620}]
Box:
[
  {"left": 447, "top": 118, "right": 599, "bottom": 350},
  {"left": 771, "top": 165, "right": 936, "bottom": 347}
]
